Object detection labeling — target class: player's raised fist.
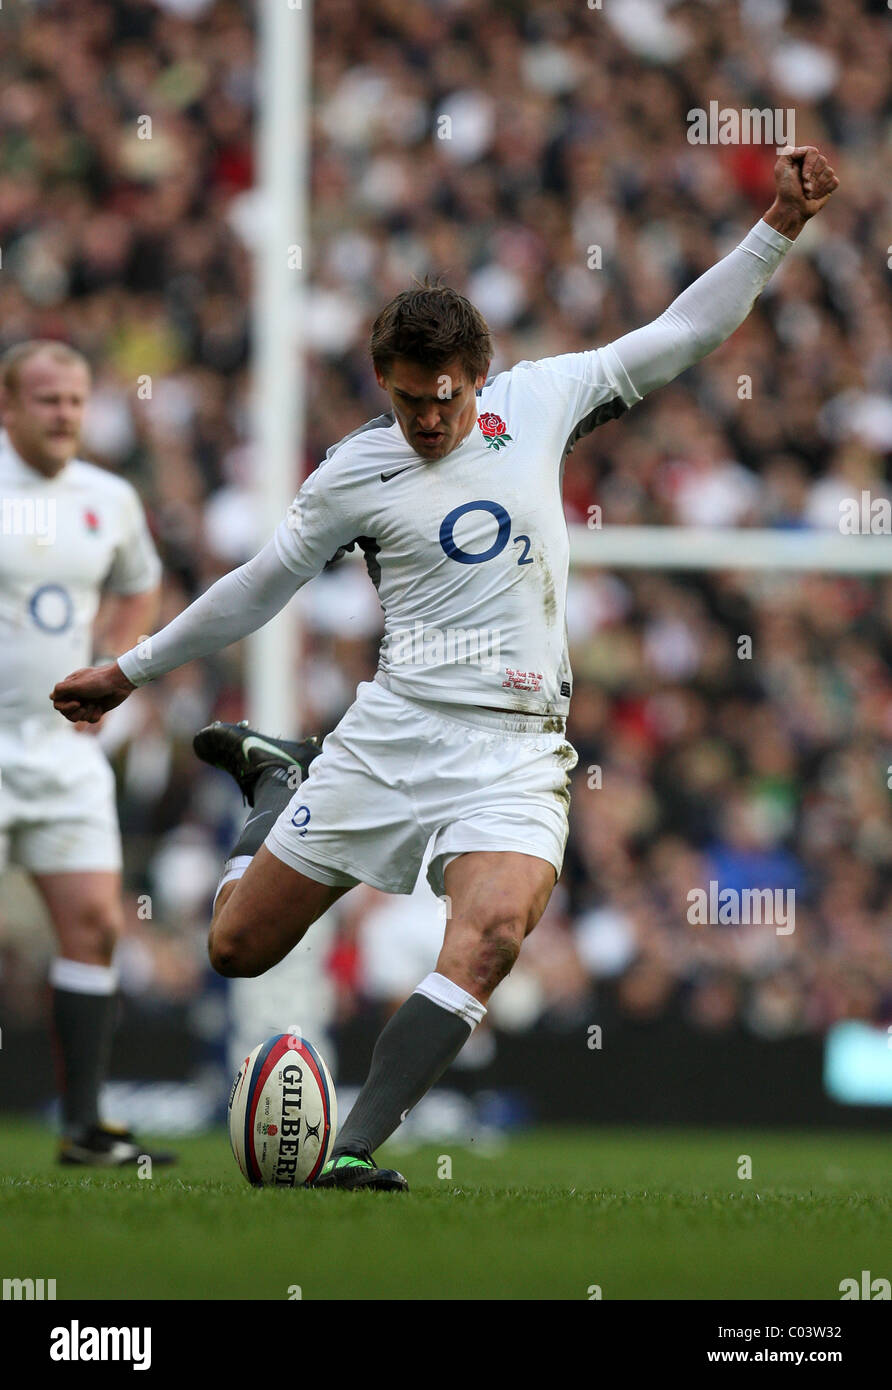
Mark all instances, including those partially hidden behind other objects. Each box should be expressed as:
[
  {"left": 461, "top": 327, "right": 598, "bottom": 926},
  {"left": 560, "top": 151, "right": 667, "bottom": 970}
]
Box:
[
  {"left": 50, "top": 661, "right": 136, "bottom": 723},
  {"left": 772, "top": 145, "right": 839, "bottom": 223}
]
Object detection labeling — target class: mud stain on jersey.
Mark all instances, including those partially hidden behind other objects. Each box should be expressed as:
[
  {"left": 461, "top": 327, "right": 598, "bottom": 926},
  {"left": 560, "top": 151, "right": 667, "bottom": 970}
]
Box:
[
  {"left": 539, "top": 550, "right": 557, "bottom": 627},
  {"left": 542, "top": 716, "right": 565, "bottom": 733}
]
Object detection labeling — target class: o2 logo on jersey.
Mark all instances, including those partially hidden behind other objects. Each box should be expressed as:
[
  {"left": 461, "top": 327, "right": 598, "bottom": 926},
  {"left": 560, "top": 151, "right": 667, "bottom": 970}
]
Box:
[
  {"left": 290, "top": 805, "right": 311, "bottom": 836},
  {"left": 439, "top": 500, "right": 533, "bottom": 566},
  {"left": 29, "top": 583, "right": 74, "bottom": 634}
]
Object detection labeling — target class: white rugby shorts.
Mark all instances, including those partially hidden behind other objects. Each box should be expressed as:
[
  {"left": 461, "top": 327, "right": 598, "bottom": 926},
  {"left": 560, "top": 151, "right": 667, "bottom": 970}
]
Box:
[
  {"left": 263, "top": 677, "right": 578, "bottom": 898},
  {"left": 0, "top": 720, "right": 122, "bottom": 875}
]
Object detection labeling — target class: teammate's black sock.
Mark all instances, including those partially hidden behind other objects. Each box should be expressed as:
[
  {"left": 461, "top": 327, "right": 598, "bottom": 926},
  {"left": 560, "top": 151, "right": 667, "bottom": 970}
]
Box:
[
  {"left": 229, "top": 765, "right": 295, "bottom": 858},
  {"left": 49, "top": 960, "right": 119, "bottom": 1137},
  {"left": 332, "top": 973, "right": 487, "bottom": 1160}
]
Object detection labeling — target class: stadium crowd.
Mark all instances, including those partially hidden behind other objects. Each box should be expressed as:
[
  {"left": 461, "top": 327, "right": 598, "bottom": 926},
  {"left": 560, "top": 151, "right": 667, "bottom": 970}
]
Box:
[{"left": 0, "top": 0, "right": 890, "bottom": 1047}]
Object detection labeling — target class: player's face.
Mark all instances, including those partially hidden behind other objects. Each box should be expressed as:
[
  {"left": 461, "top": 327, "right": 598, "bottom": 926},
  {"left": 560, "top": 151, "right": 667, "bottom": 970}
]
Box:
[
  {"left": 376, "top": 357, "right": 488, "bottom": 460},
  {"left": 2, "top": 355, "right": 91, "bottom": 475}
]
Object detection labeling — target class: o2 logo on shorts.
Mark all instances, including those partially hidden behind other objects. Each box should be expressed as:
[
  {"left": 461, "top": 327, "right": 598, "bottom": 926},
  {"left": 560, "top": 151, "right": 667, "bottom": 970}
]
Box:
[
  {"left": 29, "top": 583, "right": 74, "bottom": 633},
  {"left": 290, "top": 805, "right": 311, "bottom": 836},
  {"left": 439, "top": 500, "right": 533, "bottom": 566}
]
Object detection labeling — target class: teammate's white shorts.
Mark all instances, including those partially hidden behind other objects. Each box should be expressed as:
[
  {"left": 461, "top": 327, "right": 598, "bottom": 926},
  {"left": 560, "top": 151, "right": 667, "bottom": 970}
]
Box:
[
  {"left": 0, "top": 720, "right": 122, "bottom": 875},
  {"left": 263, "top": 677, "right": 578, "bottom": 898}
]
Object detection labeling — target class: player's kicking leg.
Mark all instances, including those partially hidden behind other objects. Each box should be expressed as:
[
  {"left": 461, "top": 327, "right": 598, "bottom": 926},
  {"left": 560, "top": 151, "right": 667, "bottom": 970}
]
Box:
[
  {"left": 194, "top": 718, "right": 337, "bottom": 962},
  {"left": 195, "top": 721, "right": 412, "bottom": 1191}
]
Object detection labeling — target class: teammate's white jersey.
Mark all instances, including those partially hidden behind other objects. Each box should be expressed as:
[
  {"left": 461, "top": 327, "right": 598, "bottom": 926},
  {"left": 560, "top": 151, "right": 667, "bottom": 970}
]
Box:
[
  {"left": 275, "top": 346, "right": 639, "bottom": 716},
  {"left": 0, "top": 432, "right": 161, "bottom": 726}
]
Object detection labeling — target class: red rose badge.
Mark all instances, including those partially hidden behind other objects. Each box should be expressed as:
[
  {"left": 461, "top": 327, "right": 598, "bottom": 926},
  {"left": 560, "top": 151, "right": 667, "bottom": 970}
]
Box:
[{"left": 476, "top": 412, "right": 512, "bottom": 451}]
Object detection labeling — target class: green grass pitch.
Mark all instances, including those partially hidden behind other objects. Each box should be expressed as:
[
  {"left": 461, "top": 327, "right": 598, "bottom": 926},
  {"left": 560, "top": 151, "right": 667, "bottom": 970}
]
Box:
[{"left": 1, "top": 1119, "right": 889, "bottom": 1300}]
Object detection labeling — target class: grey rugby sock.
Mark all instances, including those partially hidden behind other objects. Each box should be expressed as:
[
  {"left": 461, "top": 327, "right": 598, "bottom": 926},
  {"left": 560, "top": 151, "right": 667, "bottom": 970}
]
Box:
[
  {"left": 333, "top": 973, "right": 487, "bottom": 1161},
  {"left": 230, "top": 766, "right": 295, "bottom": 858}
]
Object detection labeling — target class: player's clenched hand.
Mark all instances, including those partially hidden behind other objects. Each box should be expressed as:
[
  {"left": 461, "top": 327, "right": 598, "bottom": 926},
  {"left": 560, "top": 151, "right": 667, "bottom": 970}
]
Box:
[
  {"left": 50, "top": 661, "right": 136, "bottom": 724},
  {"left": 765, "top": 146, "right": 839, "bottom": 238}
]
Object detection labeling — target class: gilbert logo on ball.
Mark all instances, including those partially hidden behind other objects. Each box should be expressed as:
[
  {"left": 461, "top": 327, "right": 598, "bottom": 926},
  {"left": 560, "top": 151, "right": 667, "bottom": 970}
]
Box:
[{"left": 228, "top": 1032, "right": 337, "bottom": 1187}]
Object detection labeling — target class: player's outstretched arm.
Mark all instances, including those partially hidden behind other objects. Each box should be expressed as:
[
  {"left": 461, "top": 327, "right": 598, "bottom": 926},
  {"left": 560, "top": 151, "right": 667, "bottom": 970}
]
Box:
[
  {"left": 50, "top": 536, "right": 306, "bottom": 723},
  {"left": 603, "top": 145, "right": 839, "bottom": 402}
]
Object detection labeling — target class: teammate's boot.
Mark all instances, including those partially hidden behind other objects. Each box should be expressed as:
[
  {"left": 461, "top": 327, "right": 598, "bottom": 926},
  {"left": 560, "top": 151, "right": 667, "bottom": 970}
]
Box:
[
  {"left": 311, "top": 1154, "right": 409, "bottom": 1192},
  {"left": 58, "top": 1122, "right": 177, "bottom": 1167},
  {"left": 192, "top": 720, "right": 321, "bottom": 806}
]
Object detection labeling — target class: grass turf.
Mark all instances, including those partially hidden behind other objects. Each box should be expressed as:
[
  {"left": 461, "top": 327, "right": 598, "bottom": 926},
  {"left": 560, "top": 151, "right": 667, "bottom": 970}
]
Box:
[{"left": 0, "top": 1119, "right": 888, "bottom": 1300}]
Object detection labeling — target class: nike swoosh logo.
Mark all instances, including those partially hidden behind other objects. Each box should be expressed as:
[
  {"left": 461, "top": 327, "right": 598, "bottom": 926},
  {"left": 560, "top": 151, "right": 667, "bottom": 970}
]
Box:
[
  {"left": 242, "top": 736, "right": 299, "bottom": 764},
  {"left": 380, "top": 465, "right": 422, "bottom": 482}
]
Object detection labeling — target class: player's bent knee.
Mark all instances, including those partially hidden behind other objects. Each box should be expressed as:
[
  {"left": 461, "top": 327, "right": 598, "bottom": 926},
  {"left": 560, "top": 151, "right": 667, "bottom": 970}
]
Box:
[
  {"left": 208, "top": 927, "right": 259, "bottom": 979},
  {"left": 471, "top": 918, "right": 523, "bottom": 990}
]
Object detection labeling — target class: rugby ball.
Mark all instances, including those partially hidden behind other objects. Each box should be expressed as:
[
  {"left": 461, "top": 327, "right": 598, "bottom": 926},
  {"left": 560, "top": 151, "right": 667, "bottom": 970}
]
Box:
[{"left": 228, "top": 1032, "right": 337, "bottom": 1187}]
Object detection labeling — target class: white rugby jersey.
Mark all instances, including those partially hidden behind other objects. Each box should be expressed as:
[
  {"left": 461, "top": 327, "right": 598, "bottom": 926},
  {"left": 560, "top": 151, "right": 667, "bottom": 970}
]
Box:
[
  {"left": 116, "top": 219, "right": 793, "bottom": 716},
  {"left": 0, "top": 433, "right": 161, "bottom": 726},
  {"left": 274, "top": 347, "right": 639, "bottom": 715}
]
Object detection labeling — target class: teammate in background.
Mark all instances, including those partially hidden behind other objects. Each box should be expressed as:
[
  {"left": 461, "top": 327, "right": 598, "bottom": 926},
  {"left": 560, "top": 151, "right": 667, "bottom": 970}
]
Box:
[
  {"left": 52, "top": 148, "right": 838, "bottom": 1189},
  {"left": 0, "top": 340, "right": 172, "bottom": 1165}
]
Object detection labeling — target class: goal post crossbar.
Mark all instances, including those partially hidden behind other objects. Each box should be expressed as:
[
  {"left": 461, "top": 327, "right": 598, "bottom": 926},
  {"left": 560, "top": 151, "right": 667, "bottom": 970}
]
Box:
[{"left": 567, "top": 525, "right": 892, "bottom": 574}]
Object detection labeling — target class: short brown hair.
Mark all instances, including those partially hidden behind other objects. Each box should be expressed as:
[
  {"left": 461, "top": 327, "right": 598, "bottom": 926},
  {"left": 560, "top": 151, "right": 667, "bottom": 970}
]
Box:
[
  {"left": 0, "top": 340, "right": 90, "bottom": 397},
  {"left": 370, "top": 279, "right": 492, "bottom": 383}
]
